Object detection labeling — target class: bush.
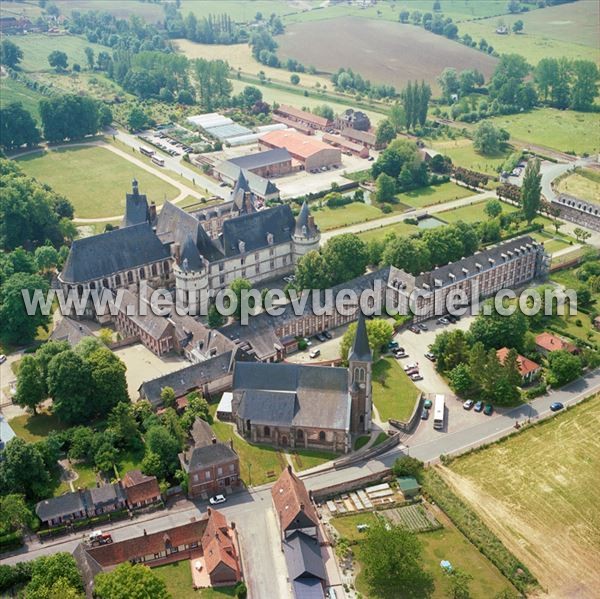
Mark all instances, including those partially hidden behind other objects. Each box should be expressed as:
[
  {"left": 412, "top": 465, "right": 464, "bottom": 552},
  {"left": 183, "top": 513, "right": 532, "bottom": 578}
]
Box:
[
  {"left": 0, "top": 562, "right": 32, "bottom": 593},
  {"left": 404, "top": 217, "right": 418, "bottom": 225},
  {"left": 392, "top": 456, "right": 424, "bottom": 481},
  {"left": 381, "top": 204, "right": 392, "bottom": 214},
  {"left": 0, "top": 530, "right": 24, "bottom": 551},
  {"left": 235, "top": 581, "right": 248, "bottom": 598},
  {"left": 525, "top": 382, "right": 547, "bottom": 400}
]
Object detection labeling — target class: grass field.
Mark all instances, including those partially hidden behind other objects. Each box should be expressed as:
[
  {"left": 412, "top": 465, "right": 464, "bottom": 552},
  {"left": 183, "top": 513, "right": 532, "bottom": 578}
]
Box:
[
  {"left": 429, "top": 138, "right": 510, "bottom": 176},
  {"left": 16, "top": 146, "right": 180, "bottom": 218},
  {"left": 277, "top": 17, "right": 497, "bottom": 92},
  {"left": 486, "top": 109, "right": 600, "bottom": 155},
  {"left": 0, "top": 77, "right": 44, "bottom": 121},
  {"left": 372, "top": 357, "right": 420, "bottom": 422},
  {"left": 291, "top": 448, "right": 337, "bottom": 471},
  {"left": 445, "top": 396, "right": 600, "bottom": 597},
  {"left": 530, "top": 230, "right": 573, "bottom": 255},
  {"left": 397, "top": 182, "right": 473, "bottom": 209},
  {"left": 9, "top": 410, "right": 66, "bottom": 443},
  {"left": 458, "top": 0, "right": 599, "bottom": 65},
  {"left": 556, "top": 168, "right": 600, "bottom": 205},
  {"left": 153, "top": 560, "right": 235, "bottom": 599},
  {"left": 437, "top": 199, "right": 519, "bottom": 224},
  {"left": 357, "top": 220, "right": 419, "bottom": 244},
  {"left": 312, "top": 202, "right": 384, "bottom": 231}
]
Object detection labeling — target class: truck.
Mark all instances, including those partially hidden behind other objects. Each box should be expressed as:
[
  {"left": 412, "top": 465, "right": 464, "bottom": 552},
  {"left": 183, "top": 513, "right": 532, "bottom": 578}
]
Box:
[{"left": 88, "top": 531, "right": 113, "bottom": 546}]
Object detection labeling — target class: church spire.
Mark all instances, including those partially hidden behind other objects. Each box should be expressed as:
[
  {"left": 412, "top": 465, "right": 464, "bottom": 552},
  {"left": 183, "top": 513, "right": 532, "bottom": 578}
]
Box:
[{"left": 349, "top": 311, "right": 371, "bottom": 362}]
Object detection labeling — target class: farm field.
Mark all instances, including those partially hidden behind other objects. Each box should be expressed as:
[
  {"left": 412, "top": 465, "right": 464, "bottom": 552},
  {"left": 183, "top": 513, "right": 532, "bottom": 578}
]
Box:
[
  {"left": 485, "top": 109, "right": 600, "bottom": 155},
  {"left": 445, "top": 396, "right": 600, "bottom": 597},
  {"left": 371, "top": 357, "right": 420, "bottom": 422},
  {"left": 54, "top": 0, "right": 165, "bottom": 22},
  {"left": 397, "top": 182, "right": 473, "bottom": 209},
  {"left": 0, "top": 77, "right": 44, "bottom": 121},
  {"left": 459, "top": 0, "right": 600, "bottom": 65},
  {"left": 312, "top": 202, "right": 384, "bottom": 231},
  {"left": 16, "top": 146, "right": 180, "bottom": 219},
  {"left": 429, "top": 138, "right": 510, "bottom": 176},
  {"left": 556, "top": 168, "right": 600, "bottom": 205},
  {"left": 277, "top": 18, "right": 497, "bottom": 92}
]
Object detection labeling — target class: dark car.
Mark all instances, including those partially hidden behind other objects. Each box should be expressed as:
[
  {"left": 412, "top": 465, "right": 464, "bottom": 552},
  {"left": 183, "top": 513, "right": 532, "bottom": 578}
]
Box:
[
  {"left": 388, "top": 341, "right": 399, "bottom": 350},
  {"left": 421, "top": 408, "right": 429, "bottom": 420},
  {"left": 423, "top": 399, "right": 432, "bottom": 409},
  {"left": 446, "top": 314, "right": 457, "bottom": 324},
  {"left": 550, "top": 402, "right": 564, "bottom": 412},
  {"left": 323, "top": 331, "right": 333, "bottom": 340},
  {"left": 315, "top": 333, "right": 327, "bottom": 342},
  {"left": 474, "top": 401, "right": 484, "bottom": 413},
  {"left": 483, "top": 404, "right": 494, "bottom": 416}
]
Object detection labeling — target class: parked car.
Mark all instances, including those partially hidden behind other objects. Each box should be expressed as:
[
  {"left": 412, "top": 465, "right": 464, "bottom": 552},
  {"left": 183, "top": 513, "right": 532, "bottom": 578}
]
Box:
[
  {"left": 388, "top": 341, "right": 399, "bottom": 350},
  {"left": 409, "top": 325, "right": 421, "bottom": 334},
  {"left": 446, "top": 314, "right": 457, "bottom": 324},
  {"left": 303, "top": 337, "right": 312, "bottom": 346},
  {"left": 405, "top": 367, "right": 420, "bottom": 376},
  {"left": 403, "top": 363, "right": 418, "bottom": 372},
  {"left": 424, "top": 352, "right": 436, "bottom": 361},
  {"left": 474, "top": 401, "right": 484, "bottom": 412},
  {"left": 323, "top": 330, "right": 333, "bottom": 340},
  {"left": 421, "top": 408, "right": 429, "bottom": 420},
  {"left": 550, "top": 402, "right": 564, "bottom": 412},
  {"left": 418, "top": 323, "right": 428, "bottom": 331},
  {"left": 209, "top": 494, "right": 227, "bottom": 505},
  {"left": 410, "top": 373, "right": 424, "bottom": 381},
  {"left": 463, "top": 400, "right": 474, "bottom": 410},
  {"left": 393, "top": 347, "right": 405, "bottom": 355},
  {"left": 394, "top": 352, "right": 408, "bottom": 360},
  {"left": 315, "top": 333, "right": 327, "bottom": 342},
  {"left": 483, "top": 404, "right": 494, "bottom": 416},
  {"left": 0, "top": 354, "right": 6, "bottom": 364},
  {"left": 437, "top": 317, "right": 449, "bottom": 325},
  {"left": 423, "top": 399, "right": 432, "bottom": 409},
  {"left": 309, "top": 349, "right": 321, "bottom": 359}
]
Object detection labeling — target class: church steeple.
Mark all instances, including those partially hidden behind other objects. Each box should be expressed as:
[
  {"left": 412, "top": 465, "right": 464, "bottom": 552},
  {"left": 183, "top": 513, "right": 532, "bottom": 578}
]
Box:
[
  {"left": 348, "top": 311, "right": 372, "bottom": 434},
  {"left": 349, "top": 311, "right": 372, "bottom": 363}
]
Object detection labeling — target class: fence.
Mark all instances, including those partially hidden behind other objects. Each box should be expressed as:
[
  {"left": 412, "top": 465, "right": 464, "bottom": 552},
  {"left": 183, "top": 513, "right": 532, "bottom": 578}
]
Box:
[{"left": 389, "top": 394, "right": 424, "bottom": 434}]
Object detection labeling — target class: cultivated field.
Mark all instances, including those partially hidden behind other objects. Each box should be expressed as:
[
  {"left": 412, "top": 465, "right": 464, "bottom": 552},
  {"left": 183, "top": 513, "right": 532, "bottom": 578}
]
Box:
[
  {"left": 16, "top": 146, "right": 179, "bottom": 219},
  {"left": 277, "top": 17, "right": 498, "bottom": 92},
  {"left": 556, "top": 168, "right": 600, "bottom": 205},
  {"left": 444, "top": 396, "right": 600, "bottom": 597}
]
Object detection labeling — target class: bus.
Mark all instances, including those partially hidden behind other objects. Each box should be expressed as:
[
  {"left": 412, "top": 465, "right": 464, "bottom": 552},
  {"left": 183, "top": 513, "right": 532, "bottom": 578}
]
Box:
[
  {"left": 433, "top": 394, "right": 445, "bottom": 430},
  {"left": 139, "top": 146, "right": 154, "bottom": 157},
  {"left": 152, "top": 155, "right": 165, "bottom": 167}
]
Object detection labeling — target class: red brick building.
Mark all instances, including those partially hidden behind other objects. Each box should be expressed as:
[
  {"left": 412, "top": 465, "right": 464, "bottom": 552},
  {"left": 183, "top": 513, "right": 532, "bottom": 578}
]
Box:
[{"left": 122, "top": 470, "right": 162, "bottom": 509}]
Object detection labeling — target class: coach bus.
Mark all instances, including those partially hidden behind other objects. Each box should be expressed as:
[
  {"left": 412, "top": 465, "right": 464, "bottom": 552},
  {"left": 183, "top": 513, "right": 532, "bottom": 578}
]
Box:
[
  {"left": 152, "top": 155, "right": 165, "bottom": 167},
  {"left": 139, "top": 146, "right": 154, "bottom": 157},
  {"left": 433, "top": 394, "right": 445, "bottom": 430}
]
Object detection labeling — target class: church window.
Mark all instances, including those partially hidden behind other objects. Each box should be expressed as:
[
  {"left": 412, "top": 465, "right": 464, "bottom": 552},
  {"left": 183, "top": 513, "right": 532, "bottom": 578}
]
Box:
[
  {"left": 318, "top": 431, "right": 326, "bottom": 441},
  {"left": 264, "top": 426, "right": 270, "bottom": 437}
]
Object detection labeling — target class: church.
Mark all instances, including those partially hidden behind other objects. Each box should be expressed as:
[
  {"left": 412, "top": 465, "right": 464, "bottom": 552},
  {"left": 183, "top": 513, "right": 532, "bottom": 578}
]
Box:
[
  {"left": 229, "top": 313, "right": 373, "bottom": 453},
  {"left": 59, "top": 176, "right": 320, "bottom": 316}
]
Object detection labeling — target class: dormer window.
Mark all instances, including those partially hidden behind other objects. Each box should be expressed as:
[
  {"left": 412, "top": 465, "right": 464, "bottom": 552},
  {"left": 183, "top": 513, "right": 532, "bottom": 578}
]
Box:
[{"left": 267, "top": 232, "right": 274, "bottom": 245}]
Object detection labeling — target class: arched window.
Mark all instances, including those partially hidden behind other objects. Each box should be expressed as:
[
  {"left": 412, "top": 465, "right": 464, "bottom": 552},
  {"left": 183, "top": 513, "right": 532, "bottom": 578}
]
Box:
[
  {"left": 89, "top": 281, "right": 96, "bottom": 289},
  {"left": 139, "top": 268, "right": 145, "bottom": 280},
  {"left": 354, "top": 367, "right": 365, "bottom": 383},
  {"left": 318, "top": 431, "right": 326, "bottom": 442},
  {"left": 127, "top": 271, "right": 134, "bottom": 284},
  {"left": 297, "top": 429, "right": 303, "bottom": 440},
  {"left": 264, "top": 426, "right": 270, "bottom": 437},
  {"left": 115, "top": 274, "right": 121, "bottom": 286},
  {"left": 151, "top": 264, "right": 158, "bottom": 277},
  {"left": 102, "top": 278, "right": 109, "bottom": 288},
  {"left": 163, "top": 261, "right": 170, "bottom": 275}
]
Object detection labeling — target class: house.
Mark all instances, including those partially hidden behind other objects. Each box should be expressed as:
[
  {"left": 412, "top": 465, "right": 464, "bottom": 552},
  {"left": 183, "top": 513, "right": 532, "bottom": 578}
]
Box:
[
  {"left": 397, "top": 477, "right": 421, "bottom": 499},
  {"left": 496, "top": 347, "right": 541, "bottom": 385},
  {"left": 36, "top": 490, "right": 91, "bottom": 527},
  {"left": 49, "top": 317, "right": 95, "bottom": 347},
  {"left": 259, "top": 129, "right": 341, "bottom": 171},
  {"left": 271, "top": 466, "right": 319, "bottom": 539},
  {"left": 340, "top": 127, "right": 379, "bottom": 149},
  {"left": 335, "top": 108, "right": 371, "bottom": 132},
  {"left": 273, "top": 104, "right": 332, "bottom": 131},
  {"left": 201, "top": 508, "right": 242, "bottom": 586},
  {"left": 87, "top": 483, "right": 127, "bottom": 516},
  {"left": 535, "top": 332, "right": 578, "bottom": 356},
  {"left": 179, "top": 418, "right": 241, "bottom": 499},
  {"left": 322, "top": 132, "right": 370, "bottom": 158},
  {"left": 283, "top": 530, "right": 327, "bottom": 599},
  {"left": 122, "top": 470, "right": 162, "bottom": 509}
]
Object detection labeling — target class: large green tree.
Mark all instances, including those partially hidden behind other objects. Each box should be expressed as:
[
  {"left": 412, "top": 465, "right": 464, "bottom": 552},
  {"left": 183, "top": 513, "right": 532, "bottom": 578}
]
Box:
[
  {"left": 375, "top": 172, "right": 396, "bottom": 203},
  {"left": 26, "top": 553, "right": 83, "bottom": 599},
  {"left": 0, "top": 438, "right": 51, "bottom": 501},
  {"left": 473, "top": 122, "right": 509, "bottom": 155},
  {"left": 95, "top": 563, "right": 170, "bottom": 599},
  {"left": 570, "top": 60, "right": 599, "bottom": 111},
  {"left": 0, "top": 103, "right": 41, "bottom": 150},
  {"left": 469, "top": 307, "right": 529, "bottom": 351},
  {"left": 14, "top": 355, "right": 45, "bottom": 414},
  {"left": 0, "top": 494, "right": 34, "bottom": 533},
  {"left": 145, "top": 425, "right": 181, "bottom": 478},
  {"left": 382, "top": 236, "right": 431, "bottom": 276},
  {"left": 521, "top": 159, "right": 541, "bottom": 224},
  {"left": 0, "top": 39, "right": 23, "bottom": 68},
  {"left": 322, "top": 234, "right": 369, "bottom": 286},
  {"left": 340, "top": 318, "right": 394, "bottom": 362},
  {"left": 361, "top": 520, "right": 434, "bottom": 599},
  {"left": 47, "top": 50, "right": 68, "bottom": 71},
  {"left": 86, "top": 346, "right": 129, "bottom": 415},
  {"left": 547, "top": 350, "right": 582, "bottom": 387},
  {"left": 40, "top": 94, "right": 100, "bottom": 143}
]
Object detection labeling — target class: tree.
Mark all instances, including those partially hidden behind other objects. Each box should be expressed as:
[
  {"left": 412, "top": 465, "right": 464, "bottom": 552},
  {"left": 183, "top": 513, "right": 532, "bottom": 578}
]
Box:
[
  {"left": 570, "top": 60, "right": 599, "bottom": 111},
  {"left": 0, "top": 39, "right": 23, "bottom": 68},
  {"left": 382, "top": 237, "right": 431, "bottom": 277},
  {"left": 485, "top": 199, "right": 503, "bottom": 218},
  {"left": 26, "top": 553, "right": 84, "bottom": 599},
  {"left": 448, "top": 363, "right": 474, "bottom": 396},
  {"left": 0, "top": 438, "right": 51, "bottom": 501},
  {"left": 0, "top": 103, "right": 41, "bottom": 150},
  {"left": 470, "top": 307, "right": 528, "bottom": 351},
  {"left": 446, "top": 568, "right": 473, "bottom": 599},
  {"left": 521, "top": 159, "right": 541, "bottom": 224},
  {"left": 294, "top": 250, "right": 329, "bottom": 290},
  {"left": 0, "top": 272, "right": 50, "bottom": 344},
  {"left": 547, "top": 350, "right": 582, "bottom": 387},
  {"left": 40, "top": 95, "right": 101, "bottom": 142},
  {"left": 290, "top": 73, "right": 300, "bottom": 85},
  {"left": 391, "top": 456, "right": 424, "bottom": 481},
  {"left": 322, "top": 234, "right": 369, "bottom": 286},
  {"left": 313, "top": 104, "right": 335, "bottom": 121},
  {"left": 127, "top": 106, "right": 150, "bottom": 132},
  {"left": 340, "top": 318, "right": 393, "bottom": 362},
  {"left": 86, "top": 347, "right": 129, "bottom": 416},
  {"left": 375, "top": 172, "right": 396, "bottom": 203},
  {"left": 67, "top": 426, "right": 95, "bottom": 462},
  {"left": 14, "top": 355, "right": 45, "bottom": 414},
  {"left": 361, "top": 521, "right": 434, "bottom": 599},
  {"left": 160, "top": 407, "right": 186, "bottom": 450},
  {"left": 47, "top": 350, "right": 93, "bottom": 425},
  {"left": 180, "top": 391, "right": 212, "bottom": 430},
  {"left": 34, "top": 245, "right": 59, "bottom": 272},
  {"left": 573, "top": 227, "right": 592, "bottom": 244},
  {"left": 160, "top": 386, "right": 177, "bottom": 409},
  {"left": 108, "top": 402, "right": 140, "bottom": 450},
  {"left": 399, "top": 10, "right": 410, "bottom": 23},
  {"left": 145, "top": 425, "right": 181, "bottom": 478},
  {"left": 74, "top": 336, "right": 103, "bottom": 360},
  {"left": 98, "top": 328, "right": 113, "bottom": 346},
  {"left": 84, "top": 46, "right": 94, "bottom": 70},
  {"left": 507, "top": 0, "right": 521, "bottom": 13},
  {"left": 48, "top": 50, "right": 68, "bottom": 71},
  {"left": 230, "top": 278, "right": 253, "bottom": 320},
  {"left": 240, "top": 85, "right": 262, "bottom": 108},
  {"left": 389, "top": 102, "right": 406, "bottom": 131},
  {"left": 34, "top": 340, "right": 69, "bottom": 393},
  {"left": 95, "top": 563, "right": 169, "bottom": 599},
  {"left": 375, "top": 119, "right": 396, "bottom": 147},
  {"left": 473, "top": 122, "right": 509, "bottom": 155},
  {"left": 512, "top": 19, "right": 524, "bottom": 33},
  {"left": 437, "top": 67, "right": 460, "bottom": 103},
  {"left": 0, "top": 494, "right": 33, "bottom": 533}
]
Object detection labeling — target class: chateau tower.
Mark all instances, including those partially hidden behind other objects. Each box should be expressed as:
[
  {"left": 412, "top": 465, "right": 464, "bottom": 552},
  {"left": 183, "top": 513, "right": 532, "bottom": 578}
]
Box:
[
  {"left": 292, "top": 200, "right": 321, "bottom": 262},
  {"left": 348, "top": 311, "right": 372, "bottom": 434},
  {"left": 173, "top": 234, "right": 209, "bottom": 314}
]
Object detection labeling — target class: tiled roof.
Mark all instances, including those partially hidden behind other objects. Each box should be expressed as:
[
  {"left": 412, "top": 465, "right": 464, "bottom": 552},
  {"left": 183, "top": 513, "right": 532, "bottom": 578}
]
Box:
[
  {"left": 496, "top": 347, "right": 540, "bottom": 376},
  {"left": 276, "top": 105, "right": 330, "bottom": 127},
  {"left": 201, "top": 509, "right": 239, "bottom": 577},
  {"left": 260, "top": 130, "right": 337, "bottom": 159},
  {"left": 122, "top": 470, "right": 161, "bottom": 505},
  {"left": 535, "top": 332, "right": 577, "bottom": 353},
  {"left": 271, "top": 466, "right": 319, "bottom": 532}
]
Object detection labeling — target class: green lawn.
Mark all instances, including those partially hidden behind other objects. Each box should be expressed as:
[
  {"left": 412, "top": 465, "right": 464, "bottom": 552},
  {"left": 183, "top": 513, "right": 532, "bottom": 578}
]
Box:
[
  {"left": 429, "top": 139, "right": 510, "bottom": 176},
  {"left": 486, "top": 109, "right": 600, "bottom": 156},
  {"left": 9, "top": 411, "right": 66, "bottom": 443},
  {"left": 312, "top": 202, "right": 384, "bottom": 231},
  {"left": 372, "top": 357, "right": 420, "bottom": 422},
  {"left": 357, "top": 219, "right": 418, "bottom": 244},
  {"left": 291, "top": 448, "right": 337, "bottom": 471},
  {"left": 396, "top": 182, "right": 473, "bottom": 209},
  {"left": 16, "top": 146, "right": 180, "bottom": 218},
  {"left": 530, "top": 231, "right": 572, "bottom": 255},
  {"left": 56, "top": 461, "right": 99, "bottom": 496},
  {"left": 354, "top": 435, "right": 370, "bottom": 451},
  {"left": 116, "top": 447, "right": 146, "bottom": 478},
  {"left": 0, "top": 77, "right": 44, "bottom": 122},
  {"left": 437, "top": 200, "right": 519, "bottom": 224},
  {"left": 556, "top": 168, "right": 600, "bottom": 205},
  {"left": 153, "top": 560, "right": 236, "bottom": 599}
]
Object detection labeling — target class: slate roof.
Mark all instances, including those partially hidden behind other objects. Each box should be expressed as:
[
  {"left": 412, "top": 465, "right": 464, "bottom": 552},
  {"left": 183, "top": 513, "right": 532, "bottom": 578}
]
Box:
[
  {"left": 187, "top": 442, "right": 238, "bottom": 471},
  {"left": 349, "top": 311, "right": 372, "bottom": 362},
  {"left": 88, "top": 483, "right": 125, "bottom": 509},
  {"left": 219, "top": 204, "right": 295, "bottom": 257},
  {"left": 215, "top": 161, "right": 280, "bottom": 198},
  {"left": 123, "top": 181, "right": 150, "bottom": 228},
  {"left": 229, "top": 148, "right": 291, "bottom": 170},
  {"left": 180, "top": 233, "right": 205, "bottom": 272},
  {"left": 237, "top": 389, "right": 297, "bottom": 426},
  {"left": 116, "top": 288, "right": 172, "bottom": 339},
  {"left": 293, "top": 578, "right": 326, "bottom": 599},
  {"left": 50, "top": 317, "right": 94, "bottom": 347},
  {"left": 271, "top": 466, "right": 319, "bottom": 532},
  {"left": 61, "top": 223, "right": 169, "bottom": 284},
  {"left": 295, "top": 200, "right": 319, "bottom": 237},
  {"left": 139, "top": 351, "right": 235, "bottom": 407},
  {"left": 191, "top": 418, "right": 216, "bottom": 447},
  {"left": 284, "top": 530, "right": 327, "bottom": 581},
  {"left": 36, "top": 490, "right": 90, "bottom": 522}
]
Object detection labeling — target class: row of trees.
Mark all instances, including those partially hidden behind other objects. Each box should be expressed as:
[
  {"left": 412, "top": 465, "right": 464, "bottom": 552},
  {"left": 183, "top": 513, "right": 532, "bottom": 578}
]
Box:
[
  {"left": 331, "top": 67, "right": 397, "bottom": 99},
  {"left": 399, "top": 9, "right": 459, "bottom": 39}
]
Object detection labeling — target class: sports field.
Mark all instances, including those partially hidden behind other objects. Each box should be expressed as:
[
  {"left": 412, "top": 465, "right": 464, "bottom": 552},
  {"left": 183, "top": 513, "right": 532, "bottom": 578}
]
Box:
[
  {"left": 445, "top": 396, "right": 600, "bottom": 597},
  {"left": 556, "top": 168, "right": 600, "bottom": 206},
  {"left": 277, "top": 17, "right": 497, "bottom": 92},
  {"left": 16, "top": 146, "right": 179, "bottom": 219}
]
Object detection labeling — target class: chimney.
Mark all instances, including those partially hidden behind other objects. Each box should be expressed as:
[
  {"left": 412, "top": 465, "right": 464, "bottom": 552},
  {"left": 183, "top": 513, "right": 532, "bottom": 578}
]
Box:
[
  {"left": 149, "top": 201, "right": 157, "bottom": 222},
  {"left": 207, "top": 507, "right": 212, "bottom": 516},
  {"left": 143, "top": 529, "right": 147, "bottom": 536},
  {"left": 231, "top": 521, "right": 236, "bottom": 530},
  {"left": 172, "top": 242, "right": 181, "bottom": 264},
  {"left": 300, "top": 502, "right": 305, "bottom": 510}
]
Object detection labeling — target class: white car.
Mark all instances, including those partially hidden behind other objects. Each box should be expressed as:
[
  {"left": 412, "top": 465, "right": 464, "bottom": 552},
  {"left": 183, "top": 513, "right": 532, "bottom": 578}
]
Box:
[
  {"left": 0, "top": 354, "right": 6, "bottom": 364},
  {"left": 403, "top": 362, "right": 418, "bottom": 372},
  {"left": 209, "top": 494, "right": 226, "bottom": 505}
]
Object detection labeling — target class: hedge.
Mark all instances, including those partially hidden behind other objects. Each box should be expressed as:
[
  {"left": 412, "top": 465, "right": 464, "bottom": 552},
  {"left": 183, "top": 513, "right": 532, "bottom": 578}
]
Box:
[
  {"left": 421, "top": 469, "right": 538, "bottom": 594},
  {"left": 0, "top": 531, "right": 23, "bottom": 551}
]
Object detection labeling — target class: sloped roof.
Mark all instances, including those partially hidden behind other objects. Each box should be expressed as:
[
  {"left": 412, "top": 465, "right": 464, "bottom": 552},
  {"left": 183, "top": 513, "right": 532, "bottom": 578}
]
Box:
[
  {"left": 201, "top": 509, "right": 239, "bottom": 577},
  {"left": 122, "top": 470, "right": 161, "bottom": 505},
  {"left": 260, "top": 129, "right": 336, "bottom": 159},
  {"left": 88, "top": 483, "right": 125, "bottom": 508},
  {"left": 349, "top": 311, "right": 372, "bottom": 362},
  {"left": 215, "top": 161, "right": 280, "bottom": 198},
  {"left": 534, "top": 332, "right": 577, "bottom": 353},
  {"left": 61, "top": 223, "right": 169, "bottom": 284},
  {"left": 229, "top": 148, "right": 291, "bottom": 170},
  {"left": 271, "top": 466, "right": 319, "bottom": 532},
  {"left": 293, "top": 578, "right": 325, "bottom": 599},
  {"left": 496, "top": 347, "right": 540, "bottom": 376},
  {"left": 123, "top": 182, "right": 150, "bottom": 228},
  {"left": 237, "top": 389, "right": 297, "bottom": 426},
  {"left": 284, "top": 530, "right": 326, "bottom": 581},
  {"left": 276, "top": 105, "right": 330, "bottom": 127},
  {"left": 188, "top": 442, "right": 237, "bottom": 472},
  {"left": 36, "top": 490, "right": 90, "bottom": 522},
  {"left": 50, "top": 317, "right": 94, "bottom": 347},
  {"left": 180, "top": 233, "right": 205, "bottom": 272}
]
